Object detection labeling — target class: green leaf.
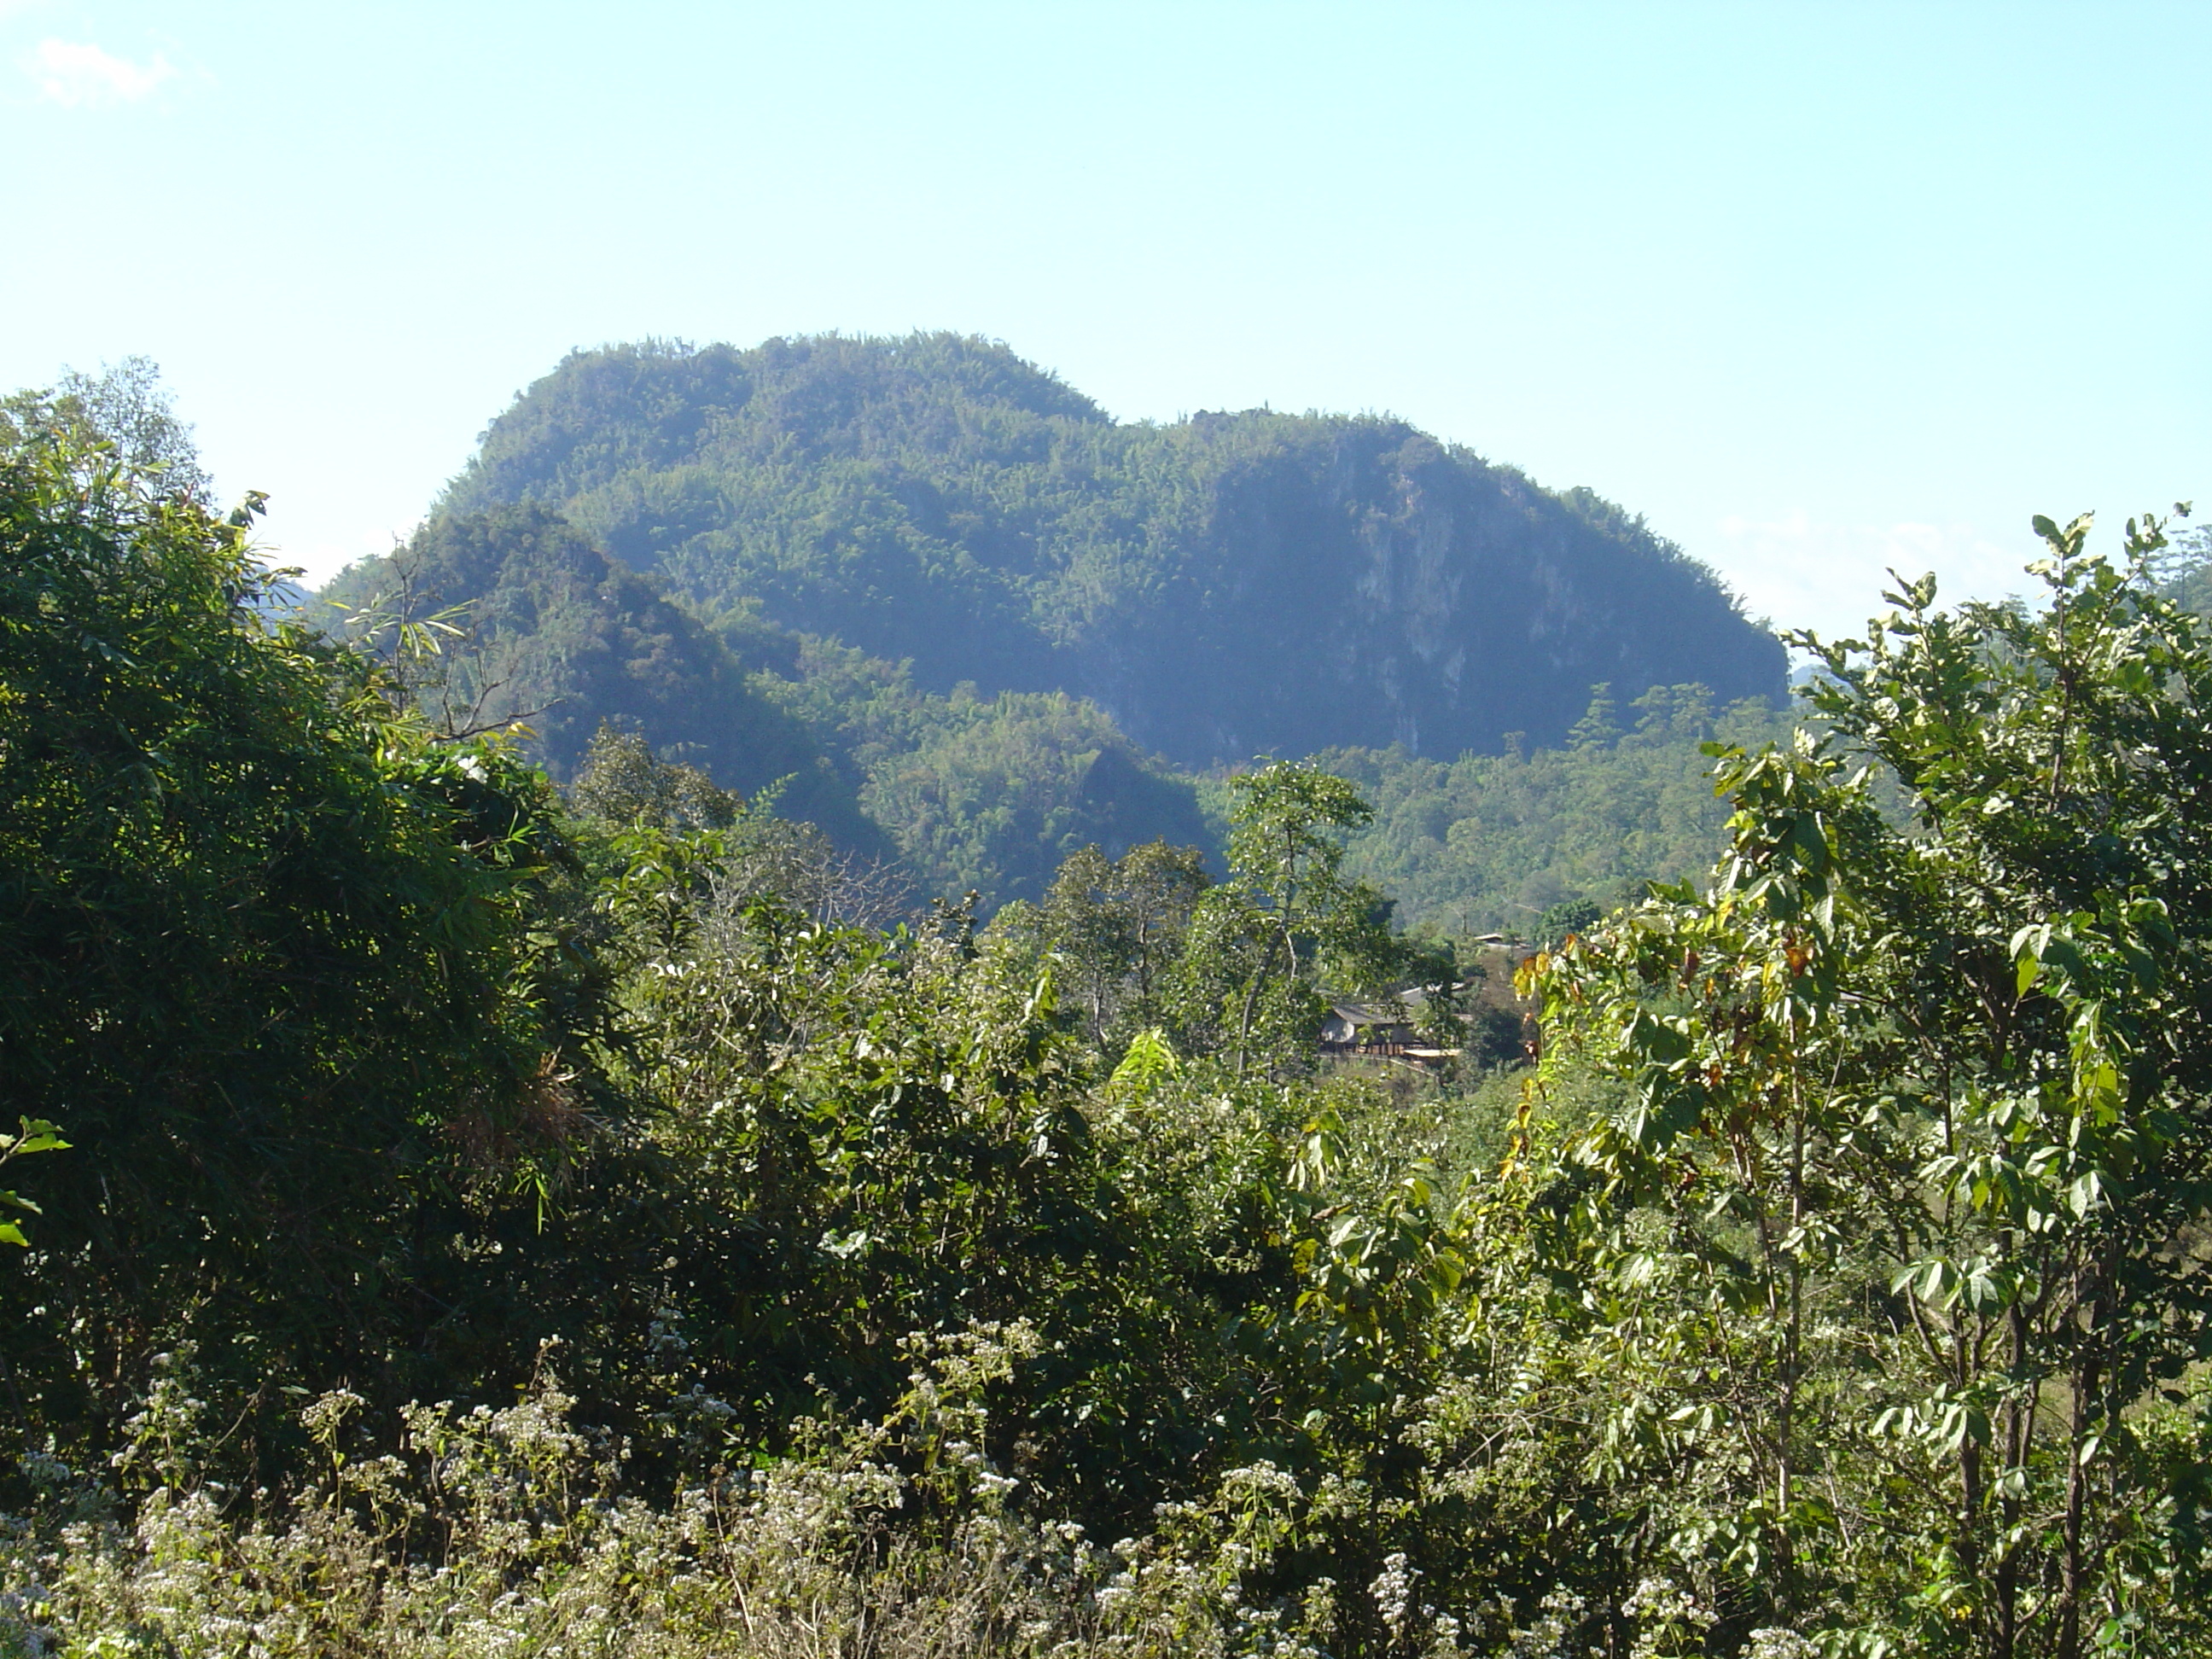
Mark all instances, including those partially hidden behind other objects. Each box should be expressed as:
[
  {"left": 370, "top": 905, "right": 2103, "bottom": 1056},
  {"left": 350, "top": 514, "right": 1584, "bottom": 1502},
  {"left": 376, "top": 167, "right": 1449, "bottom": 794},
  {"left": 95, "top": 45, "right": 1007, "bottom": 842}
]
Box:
[
  {"left": 2066, "top": 1170, "right": 2104, "bottom": 1218},
  {"left": 2011, "top": 924, "right": 2049, "bottom": 996},
  {"left": 1892, "top": 1256, "right": 1960, "bottom": 1307},
  {"left": 1623, "top": 1007, "right": 1693, "bottom": 1066}
]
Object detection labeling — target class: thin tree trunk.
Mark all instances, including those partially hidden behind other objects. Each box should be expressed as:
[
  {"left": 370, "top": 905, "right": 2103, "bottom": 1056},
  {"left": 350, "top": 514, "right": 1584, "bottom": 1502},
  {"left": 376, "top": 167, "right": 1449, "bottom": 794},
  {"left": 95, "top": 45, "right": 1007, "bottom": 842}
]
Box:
[
  {"left": 1993, "top": 1293, "right": 2029, "bottom": 1659},
  {"left": 2058, "top": 1353, "right": 2096, "bottom": 1659},
  {"left": 1957, "top": 1305, "right": 1983, "bottom": 1611},
  {"left": 1233, "top": 928, "right": 1286, "bottom": 1079},
  {"left": 1778, "top": 1073, "right": 1806, "bottom": 1588}
]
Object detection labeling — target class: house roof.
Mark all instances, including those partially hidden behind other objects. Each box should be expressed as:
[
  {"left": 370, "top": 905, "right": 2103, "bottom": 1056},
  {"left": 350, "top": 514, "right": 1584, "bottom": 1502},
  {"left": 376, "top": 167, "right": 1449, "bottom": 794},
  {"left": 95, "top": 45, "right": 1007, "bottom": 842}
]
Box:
[{"left": 1326, "top": 1001, "right": 1415, "bottom": 1027}]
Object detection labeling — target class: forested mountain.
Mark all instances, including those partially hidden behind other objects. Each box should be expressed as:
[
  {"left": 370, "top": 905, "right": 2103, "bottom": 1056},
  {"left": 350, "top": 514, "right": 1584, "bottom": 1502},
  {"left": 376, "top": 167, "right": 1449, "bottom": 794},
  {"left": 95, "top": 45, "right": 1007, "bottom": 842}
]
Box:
[
  {"left": 430, "top": 333, "right": 1785, "bottom": 764},
  {"left": 1325, "top": 682, "right": 1797, "bottom": 930},
  {"left": 319, "top": 333, "right": 1787, "bottom": 911}
]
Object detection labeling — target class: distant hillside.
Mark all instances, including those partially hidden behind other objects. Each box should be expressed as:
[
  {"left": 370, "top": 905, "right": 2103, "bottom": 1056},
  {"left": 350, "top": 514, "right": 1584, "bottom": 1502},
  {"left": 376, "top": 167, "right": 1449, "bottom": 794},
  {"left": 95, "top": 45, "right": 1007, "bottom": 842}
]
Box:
[
  {"left": 436, "top": 334, "right": 1787, "bottom": 764},
  {"left": 1324, "top": 683, "right": 1799, "bottom": 934},
  {"left": 320, "top": 504, "right": 1214, "bottom": 911},
  {"left": 2165, "top": 523, "right": 2212, "bottom": 617},
  {"left": 323, "top": 333, "right": 1787, "bottom": 911},
  {"left": 320, "top": 504, "right": 885, "bottom": 850}
]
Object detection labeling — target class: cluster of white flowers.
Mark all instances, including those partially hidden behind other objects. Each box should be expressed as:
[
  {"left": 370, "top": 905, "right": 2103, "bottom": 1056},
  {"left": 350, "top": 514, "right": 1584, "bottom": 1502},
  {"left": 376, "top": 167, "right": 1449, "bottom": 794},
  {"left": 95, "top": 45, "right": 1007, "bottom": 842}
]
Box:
[
  {"left": 1370, "top": 1550, "right": 1417, "bottom": 1635},
  {"left": 1508, "top": 1587, "right": 1591, "bottom": 1658},
  {"left": 1621, "top": 1574, "right": 1719, "bottom": 1659},
  {"left": 645, "top": 1305, "right": 692, "bottom": 1368},
  {"left": 1744, "top": 1628, "right": 1821, "bottom": 1659},
  {"left": 297, "top": 1386, "right": 366, "bottom": 1444},
  {"left": 16, "top": 1452, "right": 72, "bottom": 1490},
  {"left": 739, "top": 1449, "right": 907, "bottom": 1549},
  {"left": 1216, "top": 1459, "right": 1305, "bottom": 1501}
]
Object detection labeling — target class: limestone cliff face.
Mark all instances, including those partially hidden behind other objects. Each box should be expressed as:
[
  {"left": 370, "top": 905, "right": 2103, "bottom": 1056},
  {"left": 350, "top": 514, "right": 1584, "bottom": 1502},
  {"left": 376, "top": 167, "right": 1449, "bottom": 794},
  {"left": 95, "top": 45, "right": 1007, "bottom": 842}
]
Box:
[
  {"left": 438, "top": 336, "right": 1786, "bottom": 768},
  {"left": 1057, "top": 418, "right": 1784, "bottom": 765}
]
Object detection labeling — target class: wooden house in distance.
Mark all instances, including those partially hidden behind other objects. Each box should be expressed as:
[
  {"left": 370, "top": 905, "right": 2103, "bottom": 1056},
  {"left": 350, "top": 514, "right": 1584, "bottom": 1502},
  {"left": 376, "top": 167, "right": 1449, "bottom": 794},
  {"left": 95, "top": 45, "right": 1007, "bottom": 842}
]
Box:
[
  {"left": 1319, "top": 999, "right": 1419, "bottom": 1052},
  {"left": 1319, "top": 992, "right": 1462, "bottom": 1065},
  {"left": 1319, "top": 940, "right": 1534, "bottom": 1067}
]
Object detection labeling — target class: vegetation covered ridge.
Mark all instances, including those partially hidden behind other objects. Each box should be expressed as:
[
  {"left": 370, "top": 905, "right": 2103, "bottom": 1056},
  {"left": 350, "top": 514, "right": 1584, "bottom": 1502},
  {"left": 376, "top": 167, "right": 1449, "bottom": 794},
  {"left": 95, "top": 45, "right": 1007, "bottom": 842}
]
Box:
[{"left": 317, "top": 332, "right": 1786, "bottom": 913}]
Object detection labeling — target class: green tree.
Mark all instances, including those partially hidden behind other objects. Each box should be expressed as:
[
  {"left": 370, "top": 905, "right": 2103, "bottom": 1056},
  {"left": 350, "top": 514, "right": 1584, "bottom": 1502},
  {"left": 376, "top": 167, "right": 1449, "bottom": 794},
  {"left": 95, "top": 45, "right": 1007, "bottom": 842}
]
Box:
[
  {"left": 1528, "top": 509, "right": 2212, "bottom": 1654},
  {"left": 568, "top": 721, "right": 742, "bottom": 830},
  {"left": 0, "top": 355, "right": 211, "bottom": 500},
  {"left": 1533, "top": 896, "right": 1602, "bottom": 949},
  {"left": 0, "top": 1118, "right": 67, "bottom": 1249},
  {"left": 1318, "top": 686, "right": 1796, "bottom": 935},
  {"left": 1008, "top": 839, "right": 1211, "bottom": 1052},
  {"left": 1179, "top": 760, "right": 1399, "bottom": 1074},
  {"left": 0, "top": 430, "right": 617, "bottom": 1458},
  {"left": 1113, "top": 838, "right": 1214, "bottom": 1033}
]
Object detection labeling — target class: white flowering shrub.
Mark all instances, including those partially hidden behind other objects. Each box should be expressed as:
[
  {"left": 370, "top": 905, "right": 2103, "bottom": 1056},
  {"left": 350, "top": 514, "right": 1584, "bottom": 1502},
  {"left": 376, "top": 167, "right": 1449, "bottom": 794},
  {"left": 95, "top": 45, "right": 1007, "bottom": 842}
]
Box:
[
  {"left": 3, "top": 1352, "right": 1650, "bottom": 1659},
  {"left": 0, "top": 1325, "right": 1294, "bottom": 1659}
]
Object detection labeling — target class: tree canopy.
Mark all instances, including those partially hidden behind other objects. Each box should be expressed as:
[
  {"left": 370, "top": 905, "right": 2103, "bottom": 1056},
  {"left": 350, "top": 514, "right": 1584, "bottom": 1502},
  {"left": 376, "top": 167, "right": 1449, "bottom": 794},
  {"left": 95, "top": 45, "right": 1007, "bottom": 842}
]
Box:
[
  {"left": 1526, "top": 507, "right": 2212, "bottom": 1652},
  {"left": 0, "top": 425, "right": 621, "bottom": 1453}
]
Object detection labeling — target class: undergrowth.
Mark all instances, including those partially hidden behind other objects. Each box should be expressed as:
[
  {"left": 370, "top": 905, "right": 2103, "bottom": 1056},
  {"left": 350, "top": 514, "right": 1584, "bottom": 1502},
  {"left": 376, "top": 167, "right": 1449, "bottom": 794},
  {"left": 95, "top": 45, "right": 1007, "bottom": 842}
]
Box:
[{"left": 0, "top": 1327, "right": 1821, "bottom": 1659}]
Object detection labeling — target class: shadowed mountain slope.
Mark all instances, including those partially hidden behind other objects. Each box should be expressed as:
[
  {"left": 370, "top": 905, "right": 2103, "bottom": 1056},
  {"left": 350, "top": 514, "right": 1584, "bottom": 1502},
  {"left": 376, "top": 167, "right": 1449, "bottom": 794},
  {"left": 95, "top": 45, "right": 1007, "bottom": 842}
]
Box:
[
  {"left": 321, "top": 500, "right": 1214, "bottom": 909},
  {"left": 323, "top": 504, "right": 885, "bottom": 851}
]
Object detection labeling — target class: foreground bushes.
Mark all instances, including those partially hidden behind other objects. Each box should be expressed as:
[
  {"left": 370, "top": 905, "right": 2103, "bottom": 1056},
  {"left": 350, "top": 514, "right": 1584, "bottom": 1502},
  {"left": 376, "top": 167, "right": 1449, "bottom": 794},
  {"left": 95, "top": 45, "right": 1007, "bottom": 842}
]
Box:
[{"left": 3, "top": 1336, "right": 1832, "bottom": 1659}]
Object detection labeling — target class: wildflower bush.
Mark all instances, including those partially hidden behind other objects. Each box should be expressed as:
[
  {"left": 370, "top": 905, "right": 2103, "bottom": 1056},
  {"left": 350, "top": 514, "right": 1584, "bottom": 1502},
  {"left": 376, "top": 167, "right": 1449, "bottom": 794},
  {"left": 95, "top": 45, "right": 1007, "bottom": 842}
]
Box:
[{"left": 3, "top": 1336, "right": 1800, "bottom": 1659}]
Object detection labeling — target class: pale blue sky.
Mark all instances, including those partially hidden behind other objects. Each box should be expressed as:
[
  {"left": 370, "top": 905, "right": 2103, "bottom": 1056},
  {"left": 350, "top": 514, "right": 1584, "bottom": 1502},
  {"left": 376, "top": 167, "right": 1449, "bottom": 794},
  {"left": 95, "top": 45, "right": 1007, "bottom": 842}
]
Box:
[{"left": 4, "top": 1, "right": 2205, "bottom": 637}]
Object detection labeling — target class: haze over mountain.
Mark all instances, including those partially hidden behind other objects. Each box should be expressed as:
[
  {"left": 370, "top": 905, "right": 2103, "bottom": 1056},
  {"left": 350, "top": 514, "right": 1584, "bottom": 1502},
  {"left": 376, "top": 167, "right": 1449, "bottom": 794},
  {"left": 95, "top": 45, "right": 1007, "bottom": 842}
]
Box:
[{"left": 324, "top": 332, "right": 1786, "bottom": 911}]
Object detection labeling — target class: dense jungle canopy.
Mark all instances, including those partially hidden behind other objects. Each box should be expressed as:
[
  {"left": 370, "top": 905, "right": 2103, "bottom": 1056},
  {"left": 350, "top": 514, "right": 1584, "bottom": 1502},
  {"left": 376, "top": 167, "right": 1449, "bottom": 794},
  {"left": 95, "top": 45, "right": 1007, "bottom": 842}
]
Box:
[{"left": 9, "top": 365, "right": 2212, "bottom": 1657}]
